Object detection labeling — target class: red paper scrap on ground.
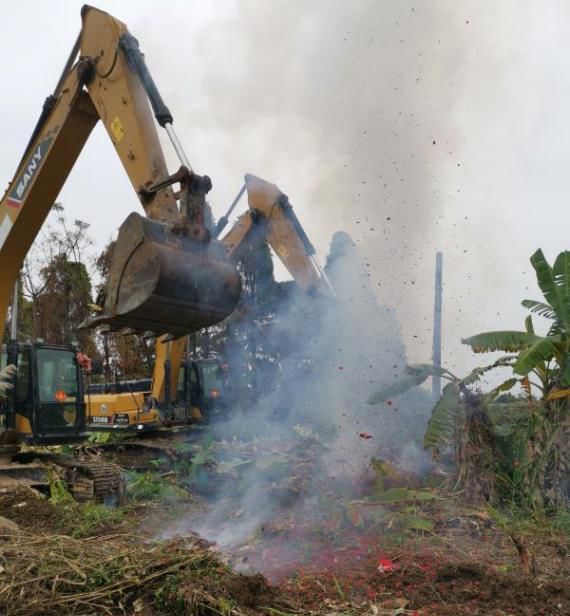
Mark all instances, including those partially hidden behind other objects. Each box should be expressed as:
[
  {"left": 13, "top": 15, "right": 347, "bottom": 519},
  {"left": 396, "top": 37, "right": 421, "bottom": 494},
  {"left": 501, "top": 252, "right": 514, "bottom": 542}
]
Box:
[{"left": 377, "top": 557, "right": 399, "bottom": 573}]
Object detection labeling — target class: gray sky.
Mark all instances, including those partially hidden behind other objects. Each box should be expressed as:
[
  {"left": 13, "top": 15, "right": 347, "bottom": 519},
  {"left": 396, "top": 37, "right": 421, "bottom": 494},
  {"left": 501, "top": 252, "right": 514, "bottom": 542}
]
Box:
[{"left": 1, "top": 1, "right": 568, "bottom": 383}]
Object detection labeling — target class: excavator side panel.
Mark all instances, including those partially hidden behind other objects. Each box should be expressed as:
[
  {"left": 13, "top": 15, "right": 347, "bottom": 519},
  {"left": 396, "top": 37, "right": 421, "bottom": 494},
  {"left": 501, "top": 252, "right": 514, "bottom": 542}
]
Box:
[{"left": 151, "top": 336, "right": 187, "bottom": 403}]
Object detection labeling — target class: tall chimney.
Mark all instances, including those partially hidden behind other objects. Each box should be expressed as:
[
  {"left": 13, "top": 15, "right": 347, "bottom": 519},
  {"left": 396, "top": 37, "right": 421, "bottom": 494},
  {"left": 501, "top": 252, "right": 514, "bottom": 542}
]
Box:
[{"left": 432, "top": 252, "right": 443, "bottom": 399}]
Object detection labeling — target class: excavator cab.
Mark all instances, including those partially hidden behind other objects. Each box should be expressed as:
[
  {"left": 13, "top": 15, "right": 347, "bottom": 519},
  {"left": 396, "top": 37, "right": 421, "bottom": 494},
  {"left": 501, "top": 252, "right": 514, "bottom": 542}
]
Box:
[
  {"left": 1, "top": 342, "right": 87, "bottom": 445},
  {"left": 176, "top": 358, "right": 227, "bottom": 422},
  {"left": 192, "top": 359, "right": 228, "bottom": 420}
]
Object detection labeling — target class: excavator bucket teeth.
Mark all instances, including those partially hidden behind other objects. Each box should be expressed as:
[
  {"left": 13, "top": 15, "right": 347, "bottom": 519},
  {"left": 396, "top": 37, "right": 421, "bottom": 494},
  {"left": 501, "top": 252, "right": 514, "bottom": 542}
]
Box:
[{"left": 83, "top": 213, "right": 241, "bottom": 336}]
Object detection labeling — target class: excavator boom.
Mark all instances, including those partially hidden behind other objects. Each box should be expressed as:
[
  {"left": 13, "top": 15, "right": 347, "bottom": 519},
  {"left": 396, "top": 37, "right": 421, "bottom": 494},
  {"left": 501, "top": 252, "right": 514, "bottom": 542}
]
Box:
[
  {"left": 222, "top": 174, "right": 334, "bottom": 297},
  {"left": 0, "top": 5, "right": 240, "bottom": 343}
]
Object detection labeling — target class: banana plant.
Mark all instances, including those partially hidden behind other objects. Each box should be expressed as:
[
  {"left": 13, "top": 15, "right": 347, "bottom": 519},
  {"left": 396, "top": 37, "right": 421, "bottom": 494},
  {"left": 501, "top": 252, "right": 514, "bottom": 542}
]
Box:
[
  {"left": 463, "top": 249, "right": 570, "bottom": 509},
  {"left": 369, "top": 358, "right": 515, "bottom": 502},
  {"left": 463, "top": 250, "right": 570, "bottom": 397},
  {"left": 368, "top": 357, "right": 514, "bottom": 451}
]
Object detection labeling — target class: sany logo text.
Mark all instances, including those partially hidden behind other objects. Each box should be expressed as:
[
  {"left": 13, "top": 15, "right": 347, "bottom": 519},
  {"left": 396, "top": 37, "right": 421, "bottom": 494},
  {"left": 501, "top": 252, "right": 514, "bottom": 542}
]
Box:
[
  {"left": 16, "top": 145, "right": 43, "bottom": 199},
  {"left": 7, "top": 133, "right": 54, "bottom": 207}
]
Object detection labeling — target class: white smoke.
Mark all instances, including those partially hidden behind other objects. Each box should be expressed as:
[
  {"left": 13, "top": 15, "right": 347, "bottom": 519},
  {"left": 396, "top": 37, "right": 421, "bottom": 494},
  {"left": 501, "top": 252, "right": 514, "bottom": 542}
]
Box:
[{"left": 160, "top": 232, "right": 433, "bottom": 560}]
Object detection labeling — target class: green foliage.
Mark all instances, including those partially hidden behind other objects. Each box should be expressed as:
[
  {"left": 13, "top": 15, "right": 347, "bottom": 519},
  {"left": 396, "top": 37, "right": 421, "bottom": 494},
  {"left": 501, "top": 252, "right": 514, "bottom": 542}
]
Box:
[
  {"left": 462, "top": 331, "right": 543, "bottom": 353},
  {"left": 184, "top": 433, "right": 217, "bottom": 486},
  {"left": 551, "top": 509, "right": 570, "bottom": 536},
  {"left": 367, "top": 363, "right": 450, "bottom": 404},
  {"left": 465, "top": 249, "right": 570, "bottom": 389},
  {"left": 532, "top": 249, "right": 570, "bottom": 328},
  {"left": 488, "top": 378, "right": 519, "bottom": 400},
  {"left": 462, "top": 249, "right": 570, "bottom": 511},
  {"left": 153, "top": 574, "right": 186, "bottom": 615},
  {"left": 513, "top": 338, "right": 562, "bottom": 376},
  {"left": 402, "top": 515, "right": 435, "bottom": 532},
  {"left": 20, "top": 206, "right": 97, "bottom": 351},
  {"left": 48, "top": 472, "right": 74, "bottom": 505},
  {"left": 373, "top": 487, "right": 436, "bottom": 503},
  {"left": 126, "top": 471, "right": 190, "bottom": 502},
  {"left": 47, "top": 475, "right": 124, "bottom": 537},
  {"left": 217, "top": 597, "right": 235, "bottom": 616},
  {"left": 521, "top": 299, "right": 557, "bottom": 320},
  {"left": 87, "top": 430, "right": 130, "bottom": 445},
  {"left": 70, "top": 503, "right": 125, "bottom": 539},
  {"left": 423, "top": 383, "right": 462, "bottom": 449},
  {"left": 368, "top": 357, "right": 515, "bottom": 454}
]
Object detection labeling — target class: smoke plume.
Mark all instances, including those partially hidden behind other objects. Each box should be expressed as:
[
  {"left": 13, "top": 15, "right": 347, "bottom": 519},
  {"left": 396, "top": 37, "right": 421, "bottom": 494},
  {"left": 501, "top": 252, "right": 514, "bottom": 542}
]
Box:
[{"left": 160, "top": 232, "right": 432, "bottom": 570}]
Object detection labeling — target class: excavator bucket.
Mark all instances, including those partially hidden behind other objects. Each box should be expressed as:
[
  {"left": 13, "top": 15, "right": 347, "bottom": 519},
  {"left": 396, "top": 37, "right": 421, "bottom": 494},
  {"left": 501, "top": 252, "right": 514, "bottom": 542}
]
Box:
[{"left": 83, "top": 213, "right": 241, "bottom": 336}]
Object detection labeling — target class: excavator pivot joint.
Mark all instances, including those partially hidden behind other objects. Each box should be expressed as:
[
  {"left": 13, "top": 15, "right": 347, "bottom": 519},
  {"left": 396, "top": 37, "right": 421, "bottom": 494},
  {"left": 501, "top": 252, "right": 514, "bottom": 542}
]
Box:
[{"left": 138, "top": 165, "right": 191, "bottom": 203}]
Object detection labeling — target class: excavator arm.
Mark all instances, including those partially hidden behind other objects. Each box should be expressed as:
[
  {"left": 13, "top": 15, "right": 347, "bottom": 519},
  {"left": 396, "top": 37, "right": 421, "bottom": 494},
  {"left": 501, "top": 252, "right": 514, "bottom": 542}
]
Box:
[
  {"left": 150, "top": 174, "right": 333, "bottom": 402},
  {"left": 0, "top": 5, "right": 240, "bottom": 344},
  {"left": 222, "top": 174, "right": 333, "bottom": 296}
]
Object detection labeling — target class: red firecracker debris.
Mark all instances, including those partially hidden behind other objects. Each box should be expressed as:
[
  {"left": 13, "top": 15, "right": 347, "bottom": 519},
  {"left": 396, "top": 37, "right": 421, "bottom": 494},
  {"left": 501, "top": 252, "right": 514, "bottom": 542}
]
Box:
[
  {"left": 377, "top": 557, "right": 399, "bottom": 573},
  {"left": 386, "top": 400, "right": 393, "bottom": 405},
  {"left": 358, "top": 432, "right": 373, "bottom": 439}
]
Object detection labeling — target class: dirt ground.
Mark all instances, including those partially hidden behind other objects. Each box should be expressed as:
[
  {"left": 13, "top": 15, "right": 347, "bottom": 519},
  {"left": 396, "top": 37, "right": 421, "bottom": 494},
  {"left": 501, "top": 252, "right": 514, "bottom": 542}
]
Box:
[
  {"left": 1, "top": 484, "right": 567, "bottom": 615},
  {"left": 224, "top": 494, "right": 569, "bottom": 615}
]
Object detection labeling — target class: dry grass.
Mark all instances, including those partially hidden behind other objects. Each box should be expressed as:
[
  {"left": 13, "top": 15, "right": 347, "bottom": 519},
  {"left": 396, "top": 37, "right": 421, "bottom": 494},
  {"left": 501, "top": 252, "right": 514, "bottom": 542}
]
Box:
[{"left": 0, "top": 532, "right": 279, "bottom": 615}]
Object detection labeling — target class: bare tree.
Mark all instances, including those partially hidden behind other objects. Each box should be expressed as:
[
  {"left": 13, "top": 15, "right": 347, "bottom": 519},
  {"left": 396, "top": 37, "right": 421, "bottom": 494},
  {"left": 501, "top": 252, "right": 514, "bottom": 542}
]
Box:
[{"left": 20, "top": 204, "right": 92, "bottom": 339}]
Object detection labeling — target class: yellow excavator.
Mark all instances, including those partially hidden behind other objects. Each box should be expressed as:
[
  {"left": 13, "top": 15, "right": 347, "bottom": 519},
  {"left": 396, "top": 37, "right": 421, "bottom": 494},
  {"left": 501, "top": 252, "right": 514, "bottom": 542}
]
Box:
[
  {"left": 0, "top": 6, "right": 331, "bottom": 498},
  {"left": 86, "top": 173, "right": 334, "bottom": 434}
]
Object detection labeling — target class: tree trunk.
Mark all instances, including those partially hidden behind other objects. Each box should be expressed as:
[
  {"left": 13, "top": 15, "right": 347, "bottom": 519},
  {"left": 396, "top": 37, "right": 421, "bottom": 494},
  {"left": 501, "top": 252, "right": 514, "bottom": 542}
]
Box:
[
  {"left": 541, "top": 401, "right": 570, "bottom": 509},
  {"left": 454, "top": 396, "right": 497, "bottom": 503}
]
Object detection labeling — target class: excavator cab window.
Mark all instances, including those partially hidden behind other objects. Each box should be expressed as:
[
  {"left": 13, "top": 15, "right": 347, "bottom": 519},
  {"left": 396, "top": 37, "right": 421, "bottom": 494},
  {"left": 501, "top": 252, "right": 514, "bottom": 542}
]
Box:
[
  {"left": 176, "top": 365, "right": 185, "bottom": 401},
  {"left": 189, "top": 364, "right": 200, "bottom": 405},
  {"left": 199, "top": 363, "right": 224, "bottom": 400},
  {"left": 32, "top": 346, "right": 86, "bottom": 443},
  {"left": 37, "top": 348, "right": 79, "bottom": 403},
  {"left": 15, "top": 349, "right": 32, "bottom": 408}
]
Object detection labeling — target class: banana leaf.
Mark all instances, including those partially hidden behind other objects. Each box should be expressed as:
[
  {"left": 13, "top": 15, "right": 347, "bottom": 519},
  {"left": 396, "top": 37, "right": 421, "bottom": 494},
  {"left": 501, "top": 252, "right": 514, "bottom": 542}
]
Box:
[
  {"left": 514, "top": 338, "right": 561, "bottom": 375},
  {"left": 462, "top": 331, "right": 544, "bottom": 353},
  {"left": 521, "top": 299, "right": 557, "bottom": 320},
  {"left": 530, "top": 249, "right": 568, "bottom": 328},
  {"left": 367, "top": 363, "right": 447, "bottom": 405},
  {"left": 423, "top": 382, "right": 462, "bottom": 450},
  {"left": 488, "top": 377, "right": 518, "bottom": 400}
]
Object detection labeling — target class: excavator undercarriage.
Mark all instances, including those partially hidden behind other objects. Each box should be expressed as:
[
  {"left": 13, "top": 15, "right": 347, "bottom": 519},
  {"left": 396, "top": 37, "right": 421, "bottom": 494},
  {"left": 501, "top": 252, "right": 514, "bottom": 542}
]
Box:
[{"left": 0, "top": 450, "right": 124, "bottom": 504}]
